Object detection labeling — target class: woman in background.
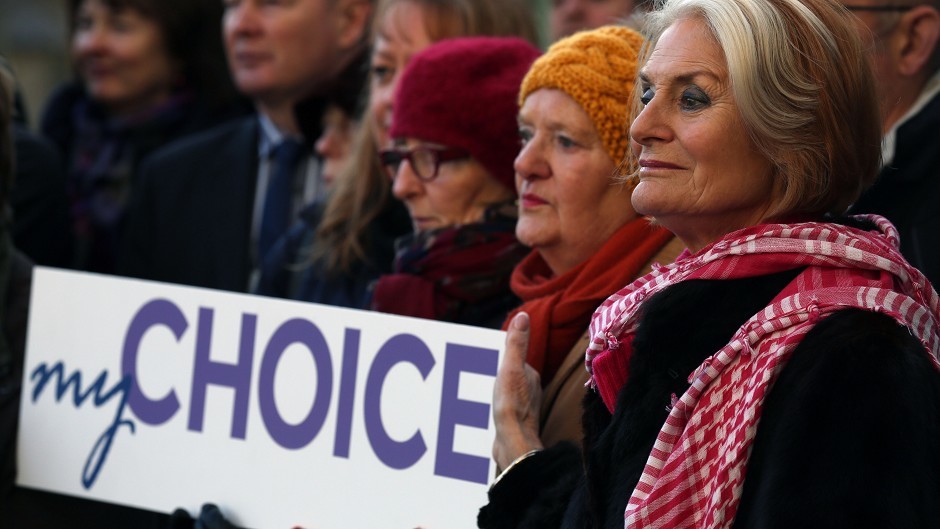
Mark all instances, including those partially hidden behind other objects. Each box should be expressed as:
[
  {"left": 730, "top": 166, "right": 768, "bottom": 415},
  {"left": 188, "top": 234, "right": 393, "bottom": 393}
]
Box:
[
  {"left": 370, "top": 36, "right": 540, "bottom": 328},
  {"left": 499, "top": 25, "right": 678, "bottom": 451},
  {"left": 41, "top": 0, "right": 246, "bottom": 273},
  {"left": 257, "top": 0, "right": 538, "bottom": 308}
]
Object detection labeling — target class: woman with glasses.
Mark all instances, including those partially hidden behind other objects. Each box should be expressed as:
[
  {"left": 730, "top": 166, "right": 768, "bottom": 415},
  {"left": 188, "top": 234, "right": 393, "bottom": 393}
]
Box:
[
  {"left": 369, "top": 36, "right": 539, "bottom": 328},
  {"left": 255, "top": 0, "right": 539, "bottom": 309}
]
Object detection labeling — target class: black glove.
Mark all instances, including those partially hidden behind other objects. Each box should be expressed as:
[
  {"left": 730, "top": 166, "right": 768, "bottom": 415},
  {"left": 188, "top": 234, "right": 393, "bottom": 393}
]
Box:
[{"left": 168, "top": 503, "right": 244, "bottom": 529}]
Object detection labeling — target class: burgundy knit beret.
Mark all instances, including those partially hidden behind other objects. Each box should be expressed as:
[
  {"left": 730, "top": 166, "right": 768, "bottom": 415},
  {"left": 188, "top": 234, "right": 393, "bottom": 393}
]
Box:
[{"left": 389, "top": 36, "right": 541, "bottom": 194}]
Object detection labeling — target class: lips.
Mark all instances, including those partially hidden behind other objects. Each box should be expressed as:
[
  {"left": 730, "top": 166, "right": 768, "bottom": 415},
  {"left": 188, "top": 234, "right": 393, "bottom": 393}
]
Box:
[
  {"left": 639, "top": 158, "right": 684, "bottom": 170},
  {"left": 232, "top": 51, "right": 269, "bottom": 68},
  {"left": 411, "top": 216, "right": 437, "bottom": 232},
  {"left": 80, "top": 61, "right": 114, "bottom": 79},
  {"left": 520, "top": 192, "right": 548, "bottom": 208}
]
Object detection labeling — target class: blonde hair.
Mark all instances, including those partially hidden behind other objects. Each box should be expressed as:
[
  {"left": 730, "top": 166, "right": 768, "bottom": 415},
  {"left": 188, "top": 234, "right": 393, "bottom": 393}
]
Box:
[
  {"left": 637, "top": 0, "right": 881, "bottom": 218},
  {"left": 313, "top": 0, "right": 538, "bottom": 273}
]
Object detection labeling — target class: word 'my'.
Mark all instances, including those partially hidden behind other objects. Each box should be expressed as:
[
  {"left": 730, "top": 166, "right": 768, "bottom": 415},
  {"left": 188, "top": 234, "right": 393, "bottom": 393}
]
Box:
[{"left": 30, "top": 363, "right": 134, "bottom": 489}]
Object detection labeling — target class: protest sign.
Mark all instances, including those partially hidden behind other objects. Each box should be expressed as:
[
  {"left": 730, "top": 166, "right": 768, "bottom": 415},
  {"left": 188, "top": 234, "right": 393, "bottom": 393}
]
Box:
[{"left": 18, "top": 267, "right": 505, "bottom": 528}]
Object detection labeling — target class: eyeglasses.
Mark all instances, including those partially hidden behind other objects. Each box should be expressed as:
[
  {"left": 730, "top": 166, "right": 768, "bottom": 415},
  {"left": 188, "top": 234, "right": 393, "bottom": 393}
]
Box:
[
  {"left": 379, "top": 146, "right": 471, "bottom": 182},
  {"left": 843, "top": 4, "right": 913, "bottom": 11}
]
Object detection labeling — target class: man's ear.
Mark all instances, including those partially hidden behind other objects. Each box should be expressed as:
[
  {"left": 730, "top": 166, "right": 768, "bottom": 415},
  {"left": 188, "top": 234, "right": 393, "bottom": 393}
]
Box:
[
  {"left": 335, "top": 0, "right": 373, "bottom": 50},
  {"left": 896, "top": 5, "right": 940, "bottom": 77}
]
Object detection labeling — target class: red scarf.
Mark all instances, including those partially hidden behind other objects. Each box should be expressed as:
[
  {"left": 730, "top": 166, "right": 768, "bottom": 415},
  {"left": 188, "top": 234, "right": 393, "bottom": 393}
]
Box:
[
  {"left": 506, "top": 217, "right": 673, "bottom": 383},
  {"left": 586, "top": 216, "right": 940, "bottom": 529},
  {"left": 371, "top": 219, "right": 527, "bottom": 326}
]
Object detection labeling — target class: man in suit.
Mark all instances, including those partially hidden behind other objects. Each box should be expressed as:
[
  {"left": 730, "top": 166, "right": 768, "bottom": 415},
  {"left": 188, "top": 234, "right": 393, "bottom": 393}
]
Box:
[
  {"left": 119, "top": 0, "right": 372, "bottom": 292},
  {"left": 843, "top": 0, "right": 940, "bottom": 287}
]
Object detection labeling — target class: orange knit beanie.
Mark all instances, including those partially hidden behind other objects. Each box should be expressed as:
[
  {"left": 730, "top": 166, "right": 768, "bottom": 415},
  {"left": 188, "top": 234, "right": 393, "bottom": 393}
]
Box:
[{"left": 519, "top": 25, "right": 645, "bottom": 166}]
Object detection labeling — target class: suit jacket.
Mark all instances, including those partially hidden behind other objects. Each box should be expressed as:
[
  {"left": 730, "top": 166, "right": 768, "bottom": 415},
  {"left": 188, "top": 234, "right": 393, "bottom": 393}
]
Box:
[
  {"left": 848, "top": 88, "right": 940, "bottom": 288},
  {"left": 119, "top": 116, "right": 260, "bottom": 292},
  {"left": 10, "top": 126, "right": 72, "bottom": 267}
]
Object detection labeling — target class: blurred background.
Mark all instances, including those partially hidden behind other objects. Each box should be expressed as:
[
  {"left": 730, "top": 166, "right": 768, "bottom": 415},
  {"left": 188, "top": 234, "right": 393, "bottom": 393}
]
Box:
[{"left": 0, "top": 0, "right": 551, "bottom": 130}]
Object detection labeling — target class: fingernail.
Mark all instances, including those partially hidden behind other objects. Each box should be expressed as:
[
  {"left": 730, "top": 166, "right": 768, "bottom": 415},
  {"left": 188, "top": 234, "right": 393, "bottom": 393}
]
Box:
[{"left": 513, "top": 312, "right": 529, "bottom": 330}]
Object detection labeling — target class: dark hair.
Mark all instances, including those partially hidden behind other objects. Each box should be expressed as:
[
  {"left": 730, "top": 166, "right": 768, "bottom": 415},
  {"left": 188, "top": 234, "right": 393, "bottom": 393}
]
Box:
[
  {"left": 0, "top": 64, "right": 14, "bottom": 207},
  {"left": 68, "top": 0, "right": 238, "bottom": 106}
]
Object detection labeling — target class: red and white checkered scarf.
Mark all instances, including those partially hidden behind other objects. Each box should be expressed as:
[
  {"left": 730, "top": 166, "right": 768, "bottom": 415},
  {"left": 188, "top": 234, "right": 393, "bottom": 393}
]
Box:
[{"left": 585, "top": 216, "right": 940, "bottom": 529}]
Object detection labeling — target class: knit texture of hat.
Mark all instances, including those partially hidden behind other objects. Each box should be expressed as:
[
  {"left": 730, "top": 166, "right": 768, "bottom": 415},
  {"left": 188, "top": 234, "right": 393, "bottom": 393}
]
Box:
[
  {"left": 519, "top": 25, "right": 644, "bottom": 165},
  {"left": 389, "top": 36, "right": 541, "bottom": 194}
]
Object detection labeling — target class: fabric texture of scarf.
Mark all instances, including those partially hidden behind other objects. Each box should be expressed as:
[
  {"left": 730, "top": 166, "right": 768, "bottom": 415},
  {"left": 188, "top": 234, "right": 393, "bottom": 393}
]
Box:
[
  {"left": 506, "top": 217, "right": 673, "bottom": 383},
  {"left": 370, "top": 206, "right": 528, "bottom": 327},
  {"left": 585, "top": 215, "right": 940, "bottom": 529},
  {"left": 69, "top": 90, "right": 194, "bottom": 272}
]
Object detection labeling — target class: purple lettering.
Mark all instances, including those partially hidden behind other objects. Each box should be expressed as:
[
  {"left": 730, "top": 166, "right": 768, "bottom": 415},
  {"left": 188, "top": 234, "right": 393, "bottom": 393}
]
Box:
[
  {"left": 333, "top": 328, "right": 361, "bottom": 458},
  {"left": 364, "top": 334, "right": 434, "bottom": 470},
  {"left": 434, "top": 344, "right": 497, "bottom": 484},
  {"left": 188, "top": 309, "right": 256, "bottom": 438},
  {"left": 121, "top": 299, "right": 186, "bottom": 425},
  {"left": 258, "top": 318, "right": 332, "bottom": 450}
]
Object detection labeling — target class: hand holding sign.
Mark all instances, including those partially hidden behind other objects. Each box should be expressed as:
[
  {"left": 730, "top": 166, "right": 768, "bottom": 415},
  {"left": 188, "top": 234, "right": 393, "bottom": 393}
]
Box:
[
  {"left": 169, "top": 504, "right": 243, "bottom": 529},
  {"left": 491, "top": 312, "right": 544, "bottom": 472}
]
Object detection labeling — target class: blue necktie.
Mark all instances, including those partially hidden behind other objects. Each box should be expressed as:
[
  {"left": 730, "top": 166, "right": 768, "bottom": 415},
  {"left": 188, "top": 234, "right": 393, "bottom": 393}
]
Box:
[{"left": 259, "top": 139, "right": 304, "bottom": 260}]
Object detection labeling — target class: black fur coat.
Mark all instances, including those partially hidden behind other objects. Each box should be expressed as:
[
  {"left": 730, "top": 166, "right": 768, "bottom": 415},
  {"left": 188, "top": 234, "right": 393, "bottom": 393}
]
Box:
[{"left": 479, "top": 266, "right": 940, "bottom": 528}]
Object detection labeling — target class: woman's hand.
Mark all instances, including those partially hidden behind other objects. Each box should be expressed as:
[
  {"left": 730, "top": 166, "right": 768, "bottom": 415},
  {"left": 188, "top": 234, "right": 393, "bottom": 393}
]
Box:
[{"left": 492, "top": 312, "right": 544, "bottom": 471}]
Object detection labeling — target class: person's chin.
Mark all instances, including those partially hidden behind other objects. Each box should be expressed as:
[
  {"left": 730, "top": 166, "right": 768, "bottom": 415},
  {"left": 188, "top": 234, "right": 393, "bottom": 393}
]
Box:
[
  {"left": 515, "top": 221, "right": 549, "bottom": 249},
  {"left": 412, "top": 218, "right": 437, "bottom": 233},
  {"left": 233, "top": 74, "right": 275, "bottom": 99}
]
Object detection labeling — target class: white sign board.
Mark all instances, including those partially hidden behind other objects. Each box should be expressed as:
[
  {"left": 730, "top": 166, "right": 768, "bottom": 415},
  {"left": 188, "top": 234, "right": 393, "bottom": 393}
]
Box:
[{"left": 18, "top": 268, "right": 505, "bottom": 529}]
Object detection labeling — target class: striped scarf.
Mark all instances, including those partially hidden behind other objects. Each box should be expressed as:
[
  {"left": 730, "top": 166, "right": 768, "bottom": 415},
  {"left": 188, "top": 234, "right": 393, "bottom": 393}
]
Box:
[{"left": 585, "top": 216, "right": 940, "bottom": 529}]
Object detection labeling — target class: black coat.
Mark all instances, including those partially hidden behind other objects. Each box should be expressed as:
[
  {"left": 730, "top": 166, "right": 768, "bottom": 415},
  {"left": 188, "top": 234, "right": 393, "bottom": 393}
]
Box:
[
  {"left": 255, "top": 196, "right": 410, "bottom": 309},
  {"left": 480, "top": 265, "right": 940, "bottom": 528},
  {"left": 9, "top": 126, "right": 72, "bottom": 268},
  {"left": 848, "top": 88, "right": 940, "bottom": 288},
  {"left": 118, "top": 117, "right": 260, "bottom": 292},
  {"left": 41, "top": 82, "right": 250, "bottom": 274}
]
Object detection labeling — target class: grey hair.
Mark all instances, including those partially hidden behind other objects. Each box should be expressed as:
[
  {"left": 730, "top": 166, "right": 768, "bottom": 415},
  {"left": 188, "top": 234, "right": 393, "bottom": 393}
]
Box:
[{"left": 635, "top": 0, "right": 882, "bottom": 217}]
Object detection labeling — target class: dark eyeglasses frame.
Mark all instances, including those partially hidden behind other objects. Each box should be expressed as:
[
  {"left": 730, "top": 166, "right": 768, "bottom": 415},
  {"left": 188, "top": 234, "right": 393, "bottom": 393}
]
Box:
[
  {"left": 843, "top": 4, "right": 914, "bottom": 11},
  {"left": 379, "top": 146, "right": 471, "bottom": 182}
]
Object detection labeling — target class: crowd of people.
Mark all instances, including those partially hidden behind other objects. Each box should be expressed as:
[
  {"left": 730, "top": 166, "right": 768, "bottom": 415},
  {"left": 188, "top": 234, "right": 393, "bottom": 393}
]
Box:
[{"left": 1, "top": 0, "right": 940, "bottom": 527}]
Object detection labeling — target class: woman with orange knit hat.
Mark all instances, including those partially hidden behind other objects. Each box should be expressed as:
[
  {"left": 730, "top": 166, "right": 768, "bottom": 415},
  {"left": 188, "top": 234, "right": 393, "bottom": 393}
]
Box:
[{"left": 493, "top": 25, "right": 680, "bottom": 454}]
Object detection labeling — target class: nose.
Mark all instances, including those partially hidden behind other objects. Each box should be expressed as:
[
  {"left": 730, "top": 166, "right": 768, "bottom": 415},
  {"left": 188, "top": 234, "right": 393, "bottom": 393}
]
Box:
[
  {"left": 371, "top": 84, "right": 397, "bottom": 148},
  {"left": 315, "top": 129, "right": 338, "bottom": 159},
  {"left": 513, "top": 136, "right": 550, "bottom": 189},
  {"left": 382, "top": 69, "right": 408, "bottom": 116},
  {"left": 390, "top": 156, "right": 424, "bottom": 201},
  {"left": 73, "top": 23, "right": 107, "bottom": 57},
  {"left": 224, "top": 1, "right": 262, "bottom": 39},
  {"left": 630, "top": 97, "right": 672, "bottom": 147},
  {"left": 555, "top": 0, "right": 585, "bottom": 19}
]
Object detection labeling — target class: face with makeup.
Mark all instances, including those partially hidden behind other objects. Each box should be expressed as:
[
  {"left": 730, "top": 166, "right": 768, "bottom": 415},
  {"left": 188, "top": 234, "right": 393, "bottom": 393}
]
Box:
[
  {"left": 315, "top": 104, "right": 357, "bottom": 189},
  {"left": 630, "top": 16, "right": 775, "bottom": 253},
  {"left": 550, "top": 0, "right": 637, "bottom": 40},
  {"left": 368, "top": 1, "right": 435, "bottom": 149},
  {"left": 389, "top": 138, "right": 514, "bottom": 233},
  {"left": 514, "top": 88, "right": 636, "bottom": 276},
  {"left": 72, "top": 0, "right": 177, "bottom": 116}
]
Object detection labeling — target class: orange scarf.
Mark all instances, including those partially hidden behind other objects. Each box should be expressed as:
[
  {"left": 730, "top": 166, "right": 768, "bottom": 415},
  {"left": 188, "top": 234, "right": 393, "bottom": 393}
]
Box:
[{"left": 505, "top": 217, "right": 673, "bottom": 383}]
